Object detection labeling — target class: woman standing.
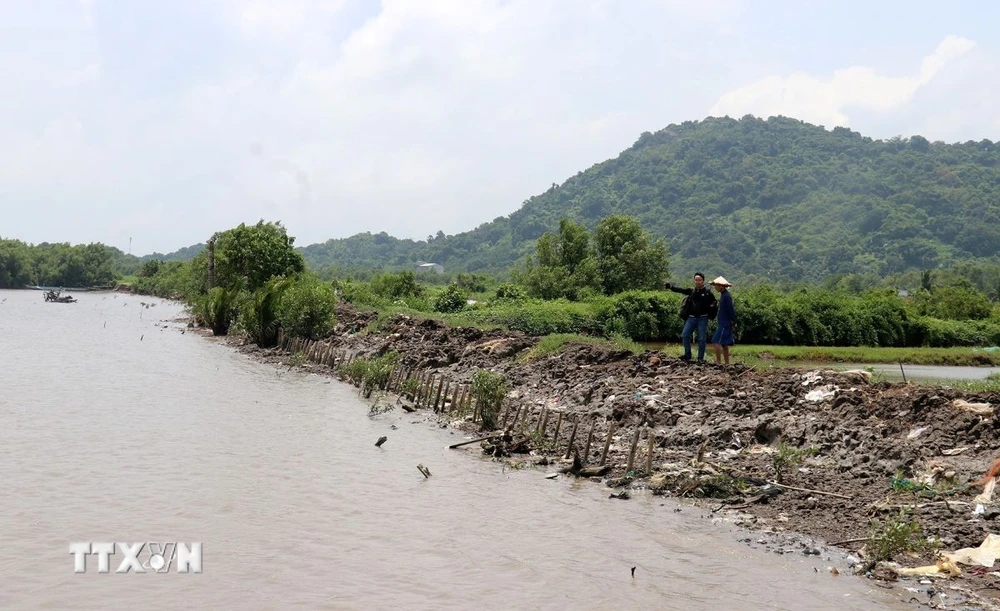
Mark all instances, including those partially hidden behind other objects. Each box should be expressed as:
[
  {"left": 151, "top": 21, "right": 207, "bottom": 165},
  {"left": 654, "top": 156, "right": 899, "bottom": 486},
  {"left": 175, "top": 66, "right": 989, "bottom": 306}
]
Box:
[{"left": 710, "top": 276, "right": 736, "bottom": 365}]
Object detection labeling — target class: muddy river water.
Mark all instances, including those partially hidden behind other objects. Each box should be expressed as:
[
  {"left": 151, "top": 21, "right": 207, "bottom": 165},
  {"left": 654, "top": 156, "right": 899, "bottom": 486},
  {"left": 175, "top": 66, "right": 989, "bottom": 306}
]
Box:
[{"left": 0, "top": 289, "right": 914, "bottom": 609}]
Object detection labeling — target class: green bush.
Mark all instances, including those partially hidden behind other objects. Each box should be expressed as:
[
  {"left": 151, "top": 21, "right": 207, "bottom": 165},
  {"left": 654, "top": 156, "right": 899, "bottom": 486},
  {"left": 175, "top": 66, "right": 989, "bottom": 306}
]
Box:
[
  {"left": 471, "top": 370, "right": 509, "bottom": 430},
  {"left": 195, "top": 286, "right": 240, "bottom": 336},
  {"left": 238, "top": 277, "right": 293, "bottom": 347},
  {"left": 278, "top": 277, "right": 337, "bottom": 339},
  {"left": 455, "top": 299, "right": 603, "bottom": 336},
  {"left": 593, "top": 290, "right": 682, "bottom": 341},
  {"left": 493, "top": 283, "right": 526, "bottom": 302},
  {"left": 370, "top": 271, "right": 424, "bottom": 300},
  {"left": 434, "top": 284, "right": 468, "bottom": 313}
]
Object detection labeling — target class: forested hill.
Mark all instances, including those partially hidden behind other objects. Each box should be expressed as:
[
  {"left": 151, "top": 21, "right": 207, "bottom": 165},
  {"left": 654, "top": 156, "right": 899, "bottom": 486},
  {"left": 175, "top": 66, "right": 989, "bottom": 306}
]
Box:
[{"left": 307, "top": 115, "right": 1000, "bottom": 281}]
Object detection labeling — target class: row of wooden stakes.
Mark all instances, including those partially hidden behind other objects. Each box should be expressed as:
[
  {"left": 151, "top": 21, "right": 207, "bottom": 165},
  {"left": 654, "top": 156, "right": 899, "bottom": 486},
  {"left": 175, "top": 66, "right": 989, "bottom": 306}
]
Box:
[{"left": 277, "top": 331, "right": 659, "bottom": 473}]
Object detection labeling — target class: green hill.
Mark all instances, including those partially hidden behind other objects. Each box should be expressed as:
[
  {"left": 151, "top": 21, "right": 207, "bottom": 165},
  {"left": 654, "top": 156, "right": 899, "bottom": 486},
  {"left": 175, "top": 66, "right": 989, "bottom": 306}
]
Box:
[{"left": 300, "top": 115, "right": 1000, "bottom": 282}]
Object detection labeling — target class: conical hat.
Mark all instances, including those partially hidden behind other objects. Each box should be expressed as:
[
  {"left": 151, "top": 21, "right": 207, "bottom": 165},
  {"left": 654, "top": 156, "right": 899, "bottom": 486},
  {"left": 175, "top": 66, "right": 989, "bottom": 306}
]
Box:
[{"left": 710, "top": 276, "right": 732, "bottom": 287}]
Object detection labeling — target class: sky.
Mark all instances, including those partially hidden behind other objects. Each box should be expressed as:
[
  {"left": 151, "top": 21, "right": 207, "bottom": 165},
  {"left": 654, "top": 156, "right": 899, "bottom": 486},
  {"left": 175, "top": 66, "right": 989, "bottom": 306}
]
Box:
[{"left": 2, "top": 0, "right": 1000, "bottom": 255}]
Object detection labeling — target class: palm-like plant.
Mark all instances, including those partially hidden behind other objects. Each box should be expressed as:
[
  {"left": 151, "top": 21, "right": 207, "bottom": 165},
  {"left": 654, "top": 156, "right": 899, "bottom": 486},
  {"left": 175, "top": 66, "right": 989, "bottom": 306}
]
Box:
[{"left": 239, "top": 277, "right": 293, "bottom": 347}]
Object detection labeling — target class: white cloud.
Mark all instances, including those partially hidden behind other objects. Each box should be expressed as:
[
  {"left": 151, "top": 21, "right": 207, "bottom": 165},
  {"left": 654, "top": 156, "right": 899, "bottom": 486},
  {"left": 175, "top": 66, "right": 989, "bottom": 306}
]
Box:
[
  {"left": 711, "top": 35, "right": 976, "bottom": 127},
  {"left": 3, "top": 1, "right": 999, "bottom": 254},
  {"left": 229, "top": 0, "right": 347, "bottom": 41}
]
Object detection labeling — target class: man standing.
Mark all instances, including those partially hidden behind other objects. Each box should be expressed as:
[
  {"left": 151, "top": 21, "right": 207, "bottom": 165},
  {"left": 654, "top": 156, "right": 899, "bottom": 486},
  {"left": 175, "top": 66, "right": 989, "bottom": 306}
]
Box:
[
  {"left": 710, "top": 276, "right": 736, "bottom": 366},
  {"left": 665, "top": 273, "right": 718, "bottom": 362}
]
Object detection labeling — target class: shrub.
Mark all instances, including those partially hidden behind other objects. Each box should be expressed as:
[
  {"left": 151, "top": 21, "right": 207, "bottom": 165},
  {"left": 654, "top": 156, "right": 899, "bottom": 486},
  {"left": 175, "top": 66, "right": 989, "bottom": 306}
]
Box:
[
  {"left": 434, "top": 284, "right": 468, "bottom": 313},
  {"left": 471, "top": 370, "right": 509, "bottom": 430},
  {"left": 196, "top": 286, "right": 240, "bottom": 336},
  {"left": 238, "top": 277, "right": 293, "bottom": 347},
  {"left": 493, "top": 283, "right": 526, "bottom": 302},
  {"left": 594, "top": 290, "right": 683, "bottom": 341},
  {"left": 370, "top": 271, "right": 424, "bottom": 300},
  {"left": 278, "top": 277, "right": 337, "bottom": 340},
  {"left": 454, "top": 299, "right": 603, "bottom": 336}
]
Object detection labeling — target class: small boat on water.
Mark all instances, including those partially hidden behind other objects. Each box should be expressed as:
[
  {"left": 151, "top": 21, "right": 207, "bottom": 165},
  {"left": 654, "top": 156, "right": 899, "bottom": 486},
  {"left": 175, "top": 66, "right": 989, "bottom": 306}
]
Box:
[
  {"left": 44, "top": 290, "right": 77, "bottom": 303},
  {"left": 25, "top": 284, "right": 109, "bottom": 292}
]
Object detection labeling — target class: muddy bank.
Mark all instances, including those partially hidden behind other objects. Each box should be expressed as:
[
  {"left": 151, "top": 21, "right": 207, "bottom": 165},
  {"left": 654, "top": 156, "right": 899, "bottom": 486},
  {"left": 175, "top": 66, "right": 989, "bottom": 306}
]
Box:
[{"left": 231, "top": 305, "right": 1000, "bottom": 609}]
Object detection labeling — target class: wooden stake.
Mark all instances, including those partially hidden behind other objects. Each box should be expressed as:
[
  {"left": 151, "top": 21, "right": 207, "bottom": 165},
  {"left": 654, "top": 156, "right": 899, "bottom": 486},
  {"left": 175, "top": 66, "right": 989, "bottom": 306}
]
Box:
[
  {"left": 448, "top": 433, "right": 504, "bottom": 449},
  {"left": 583, "top": 420, "right": 596, "bottom": 462},
  {"left": 553, "top": 412, "right": 564, "bottom": 441},
  {"left": 626, "top": 427, "right": 641, "bottom": 473},
  {"left": 535, "top": 408, "right": 547, "bottom": 434},
  {"left": 449, "top": 382, "right": 461, "bottom": 414},
  {"left": 600, "top": 422, "right": 616, "bottom": 466},
  {"left": 420, "top": 372, "right": 432, "bottom": 407},
  {"left": 433, "top": 377, "right": 445, "bottom": 412},
  {"left": 441, "top": 381, "right": 451, "bottom": 413},
  {"left": 564, "top": 417, "right": 580, "bottom": 459},
  {"left": 646, "top": 428, "right": 655, "bottom": 474},
  {"left": 414, "top": 371, "right": 425, "bottom": 407},
  {"left": 508, "top": 405, "right": 523, "bottom": 430},
  {"left": 540, "top": 409, "right": 551, "bottom": 439}
]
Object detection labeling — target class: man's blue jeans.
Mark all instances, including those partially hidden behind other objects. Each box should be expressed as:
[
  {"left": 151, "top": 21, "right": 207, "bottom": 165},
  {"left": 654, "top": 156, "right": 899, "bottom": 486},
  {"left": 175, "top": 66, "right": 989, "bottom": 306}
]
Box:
[{"left": 681, "top": 316, "right": 709, "bottom": 361}]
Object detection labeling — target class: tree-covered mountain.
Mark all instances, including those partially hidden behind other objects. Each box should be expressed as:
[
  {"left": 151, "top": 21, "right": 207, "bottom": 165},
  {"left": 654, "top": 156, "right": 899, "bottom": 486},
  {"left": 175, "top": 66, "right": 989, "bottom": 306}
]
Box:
[{"left": 300, "top": 115, "right": 1000, "bottom": 282}]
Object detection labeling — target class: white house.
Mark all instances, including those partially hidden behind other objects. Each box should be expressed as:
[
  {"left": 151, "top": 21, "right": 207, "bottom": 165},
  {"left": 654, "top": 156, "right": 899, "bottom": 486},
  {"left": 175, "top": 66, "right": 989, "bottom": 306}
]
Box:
[{"left": 414, "top": 261, "right": 444, "bottom": 274}]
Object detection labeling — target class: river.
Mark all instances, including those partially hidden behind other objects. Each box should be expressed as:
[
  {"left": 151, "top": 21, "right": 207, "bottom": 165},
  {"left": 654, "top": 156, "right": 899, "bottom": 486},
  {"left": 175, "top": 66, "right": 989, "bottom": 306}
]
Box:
[{"left": 0, "top": 289, "right": 913, "bottom": 609}]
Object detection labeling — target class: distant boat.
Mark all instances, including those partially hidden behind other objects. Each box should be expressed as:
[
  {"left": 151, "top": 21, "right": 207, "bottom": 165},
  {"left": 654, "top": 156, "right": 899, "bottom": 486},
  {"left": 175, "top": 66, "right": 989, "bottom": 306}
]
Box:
[{"left": 24, "top": 284, "right": 111, "bottom": 292}]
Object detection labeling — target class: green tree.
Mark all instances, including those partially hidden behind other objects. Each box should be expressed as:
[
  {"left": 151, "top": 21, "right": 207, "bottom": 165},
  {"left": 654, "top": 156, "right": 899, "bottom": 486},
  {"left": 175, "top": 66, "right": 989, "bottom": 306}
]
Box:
[
  {"left": 516, "top": 218, "right": 600, "bottom": 300},
  {"left": 212, "top": 221, "right": 305, "bottom": 292},
  {"left": 592, "top": 215, "right": 668, "bottom": 295}
]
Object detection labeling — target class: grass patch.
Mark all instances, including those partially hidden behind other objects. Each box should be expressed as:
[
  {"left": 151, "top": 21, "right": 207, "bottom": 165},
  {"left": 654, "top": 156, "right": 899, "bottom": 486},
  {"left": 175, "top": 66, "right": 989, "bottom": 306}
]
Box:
[
  {"left": 864, "top": 508, "right": 938, "bottom": 569},
  {"left": 771, "top": 442, "right": 818, "bottom": 483},
  {"left": 521, "top": 333, "right": 644, "bottom": 361},
  {"left": 732, "top": 345, "right": 1000, "bottom": 366},
  {"left": 933, "top": 372, "right": 1000, "bottom": 393}
]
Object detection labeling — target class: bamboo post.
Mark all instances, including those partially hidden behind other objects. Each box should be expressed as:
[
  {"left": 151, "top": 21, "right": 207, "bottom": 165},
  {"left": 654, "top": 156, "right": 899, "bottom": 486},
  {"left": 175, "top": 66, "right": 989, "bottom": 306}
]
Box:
[
  {"left": 540, "top": 409, "right": 551, "bottom": 438},
  {"left": 452, "top": 385, "right": 463, "bottom": 414},
  {"left": 384, "top": 365, "right": 396, "bottom": 391},
  {"left": 626, "top": 427, "right": 641, "bottom": 473},
  {"left": 508, "top": 405, "right": 524, "bottom": 431},
  {"left": 449, "top": 382, "right": 460, "bottom": 414},
  {"left": 417, "top": 371, "right": 430, "bottom": 407},
  {"left": 277, "top": 329, "right": 284, "bottom": 349},
  {"left": 564, "top": 417, "right": 580, "bottom": 459},
  {"left": 433, "top": 377, "right": 446, "bottom": 412},
  {"left": 535, "top": 408, "right": 547, "bottom": 434},
  {"left": 600, "top": 422, "right": 616, "bottom": 466},
  {"left": 553, "top": 412, "right": 564, "bottom": 442},
  {"left": 439, "top": 381, "right": 451, "bottom": 412},
  {"left": 645, "top": 428, "right": 655, "bottom": 474},
  {"left": 414, "top": 372, "right": 424, "bottom": 407},
  {"left": 583, "top": 420, "right": 596, "bottom": 463}
]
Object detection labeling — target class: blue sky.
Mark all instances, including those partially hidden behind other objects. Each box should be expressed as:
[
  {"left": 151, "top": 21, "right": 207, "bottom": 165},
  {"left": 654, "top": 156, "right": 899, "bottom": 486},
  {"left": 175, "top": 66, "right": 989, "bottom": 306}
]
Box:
[{"left": 2, "top": 0, "right": 998, "bottom": 255}]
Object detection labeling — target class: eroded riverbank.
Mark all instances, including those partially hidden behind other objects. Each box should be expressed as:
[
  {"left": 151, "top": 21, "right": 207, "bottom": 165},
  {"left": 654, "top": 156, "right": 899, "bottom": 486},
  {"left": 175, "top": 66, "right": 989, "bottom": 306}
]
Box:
[
  {"left": 0, "top": 289, "right": 918, "bottom": 610},
  {"left": 229, "top": 304, "right": 1000, "bottom": 609}
]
